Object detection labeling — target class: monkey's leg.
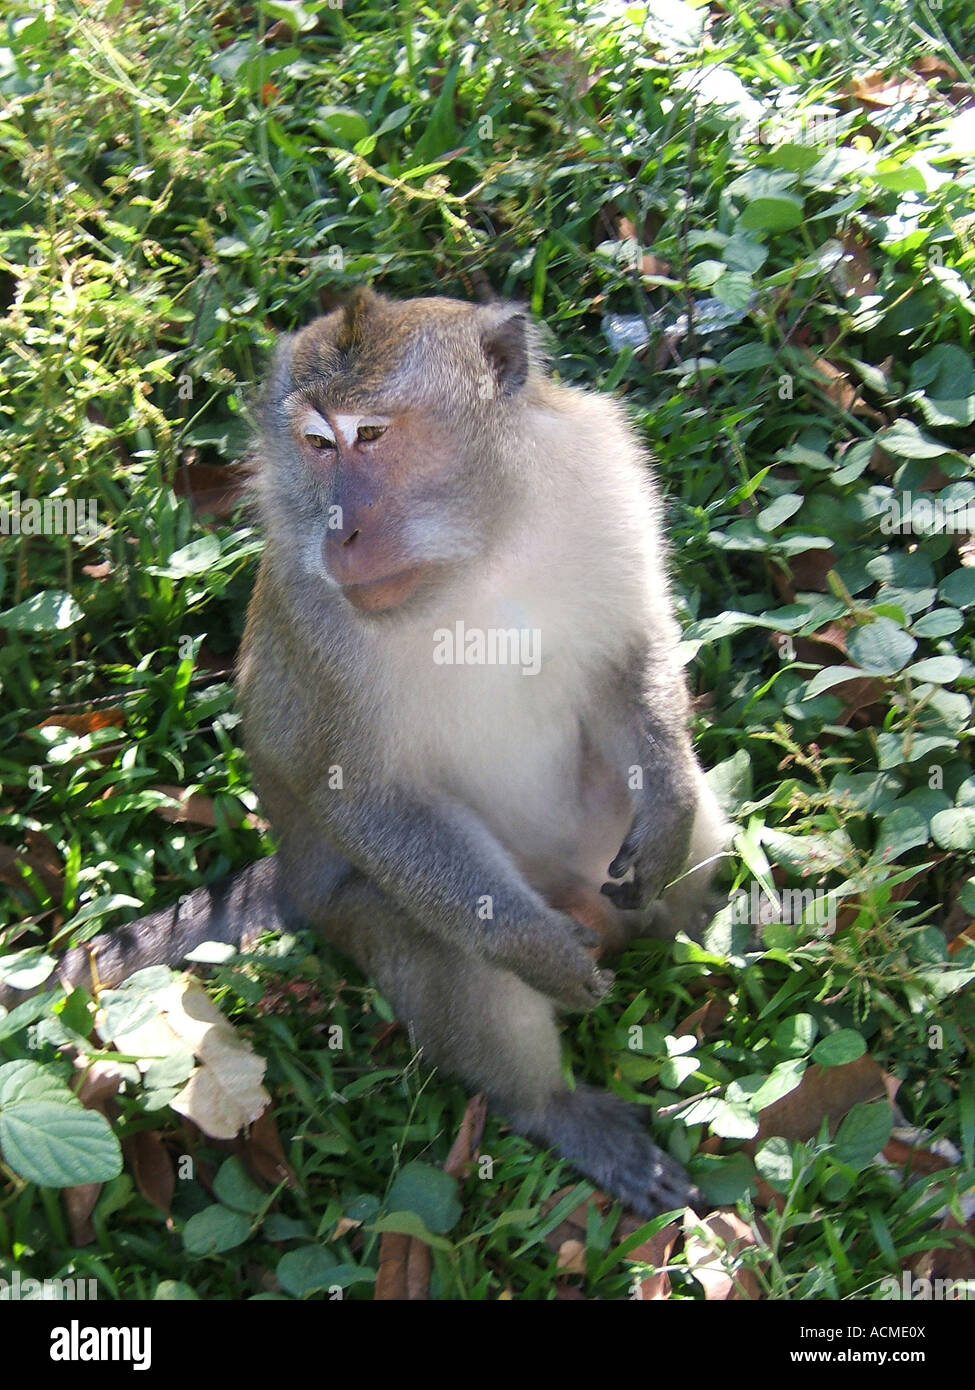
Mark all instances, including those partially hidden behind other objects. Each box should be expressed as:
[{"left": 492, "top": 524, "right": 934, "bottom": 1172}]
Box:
[
  {"left": 652, "top": 772, "right": 729, "bottom": 940},
  {"left": 316, "top": 872, "right": 700, "bottom": 1219}
]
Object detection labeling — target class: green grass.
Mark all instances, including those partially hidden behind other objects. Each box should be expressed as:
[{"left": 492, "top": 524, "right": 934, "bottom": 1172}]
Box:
[{"left": 0, "top": 0, "right": 974, "bottom": 1300}]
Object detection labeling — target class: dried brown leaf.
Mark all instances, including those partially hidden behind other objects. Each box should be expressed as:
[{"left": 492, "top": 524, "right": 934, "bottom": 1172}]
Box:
[
  {"left": 683, "top": 1210, "right": 763, "bottom": 1300},
  {"left": 38, "top": 709, "right": 125, "bottom": 735},
  {"left": 627, "top": 1222, "right": 680, "bottom": 1300},
  {"left": 375, "top": 1231, "right": 432, "bottom": 1300},
  {"left": 675, "top": 997, "right": 730, "bottom": 1042},
  {"left": 754, "top": 1055, "right": 898, "bottom": 1147},
  {"left": 126, "top": 1130, "right": 175, "bottom": 1215},
  {"left": 444, "top": 1092, "right": 488, "bottom": 1179},
  {"left": 63, "top": 1184, "right": 101, "bottom": 1246}
]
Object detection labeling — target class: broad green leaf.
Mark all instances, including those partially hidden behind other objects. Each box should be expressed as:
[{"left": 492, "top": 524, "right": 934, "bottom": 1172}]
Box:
[
  {"left": 873, "top": 807, "right": 929, "bottom": 863},
  {"left": 705, "top": 748, "right": 752, "bottom": 815},
  {"left": 752, "top": 1059, "right": 807, "bottom": 1109},
  {"left": 660, "top": 1054, "right": 699, "bottom": 1088},
  {"left": 385, "top": 1160, "right": 461, "bottom": 1235},
  {"left": 720, "top": 343, "right": 776, "bottom": 371},
  {"left": 803, "top": 665, "right": 863, "bottom": 698},
  {"left": 906, "top": 656, "right": 963, "bottom": 685},
  {"left": 879, "top": 421, "right": 952, "bottom": 460},
  {"left": 0, "top": 590, "right": 82, "bottom": 633},
  {"left": 0, "top": 950, "right": 57, "bottom": 990},
  {"left": 0, "top": 1061, "right": 122, "bottom": 1187},
  {"left": 712, "top": 270, "right": 754, "bottom": 310},
  {"left": 691, "top": 1151, "right": 755, "bottom": 1206},
  {"left": 847, "top": 617, "right": 916, "bottom": 675}
]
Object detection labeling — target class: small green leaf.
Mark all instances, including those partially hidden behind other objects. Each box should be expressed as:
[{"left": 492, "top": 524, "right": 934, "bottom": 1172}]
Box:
[
  {"left": 660, "top": 1055, "right": 699, "bottom": 1088},
  {"left": 720, "top": 343, "right": 775, "bottom": 371},
  {"left": 710, "top": 1099, "right": 759, "bottom": 1139},
  {"left": 939, "top": 569, "right": 975, "bottom": 609},
  {"left": 276, "top": 1245, "right": 339, "bottom": 1297},
  {"left": 690, "top": 1151, "right": 755, "bottom": 1206},
  {"left": 754, "top": 1136, "right": 795, "bottom": 1193},
  {"left": 0, "top": 950, "right": 57, "bottom": 990},
  {"left": 812, "top": 1030, "right": 866, "bottom": 1067},
  {"left": 314, "top": 105, "right": 370, "bottom": 149},
  {"left": 958, "top": 878, "right": 975, "bottom": 915},
  {"left": 912, "top": 608, "right": 963, "bottom": 638},
  {"left": 213, "top": 1156, "right": 266, "bottom": 1215},
  {"left": 772, "top": 1014, "right": 819, "bottom": 1057},
  {"left": 757, "top": 494, "right": 803, "bottom": 531},
  {"left": 833, "top": 1101, "right": 892, "bottom": 1172},
  {"left": 183, "top": 1205, "right": 251, "bottom": 1255},
  {"left": 752, "top": 1059, "right": 807, "bottom": 1109},
  {"left": 147, "top": 536, "right": 221, "bottom": 578},
  {"left": 739, "top": 193, "right": 804, "bottom": 231},
  {"left": 712, "top": 270, "right": 754, "bottom": 310},
  {"left": 803, "top": 665, "right": 863, "bottom": 698},
  {"left": 931, "top": 808, "right": 975, "bottom": 851}
]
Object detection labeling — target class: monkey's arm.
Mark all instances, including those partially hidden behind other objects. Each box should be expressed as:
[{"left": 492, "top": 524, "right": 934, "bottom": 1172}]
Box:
[
  {"left": 297, "top": 787, "right": 610, "bottom": 1011},
  {"left": 0, "top": 856, "right": 281, "bottom": 1012},
  {"left": 600, "top": 658, "right": 700, "bottom": 912}
]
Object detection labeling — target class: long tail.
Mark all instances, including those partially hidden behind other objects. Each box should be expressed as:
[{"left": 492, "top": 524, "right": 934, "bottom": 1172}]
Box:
[{"left": 0, "top": 855, "right": 282, "bottom": 1011}]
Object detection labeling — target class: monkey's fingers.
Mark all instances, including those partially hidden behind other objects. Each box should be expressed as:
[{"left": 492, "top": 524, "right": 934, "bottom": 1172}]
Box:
[
  {"left": 606, "top": 841, "right": 638, "bottom": 880},
  {"left": 600, "top": 878, "right": 642, "bottom": 910},
  {"left": 645, "top": 1147, "right": 705, "bottom": 1218},
  {"left": 554, "top": 964, "right": 614, "bottom": 1013},
  {"left": 569, "top": 919, "right": 601, "bottom": 949},
  {"left": 547, "top": 906, "right": 601, "bottom": 953}
]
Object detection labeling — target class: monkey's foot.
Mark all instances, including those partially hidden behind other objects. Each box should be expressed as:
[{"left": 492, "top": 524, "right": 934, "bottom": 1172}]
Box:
[{"left": 512, "top": 1084, "right": 702, "bottom": 1219}]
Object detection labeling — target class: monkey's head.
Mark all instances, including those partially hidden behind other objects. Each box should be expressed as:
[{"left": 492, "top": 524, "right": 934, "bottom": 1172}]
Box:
[{"left": 256, "top": 288, "right": 542, "bottom": 615}]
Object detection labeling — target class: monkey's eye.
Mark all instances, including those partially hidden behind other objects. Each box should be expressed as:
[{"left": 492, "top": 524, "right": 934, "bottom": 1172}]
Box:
[
  {"left": 305, "top": 433, "right": 336, "bottom": 451},
  {"left": 357, "top": 423, "right": 387, "bottom": 443}
]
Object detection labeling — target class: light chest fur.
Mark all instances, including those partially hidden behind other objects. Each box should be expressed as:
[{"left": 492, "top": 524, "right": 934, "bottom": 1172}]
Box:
[{"left": 348, "top": 393, "right": 676, "bottom": 896}]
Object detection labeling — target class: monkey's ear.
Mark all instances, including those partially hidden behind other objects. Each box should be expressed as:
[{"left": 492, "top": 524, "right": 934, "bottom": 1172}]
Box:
[
  {"left": 482, "top": 311, "right": 529, "bottom": 396},
  {"left": 266, "top": 333, "right": 295, "bottom": 404},
  {"left": 337, "top": 286, "right": 382, "bottom": 351}
]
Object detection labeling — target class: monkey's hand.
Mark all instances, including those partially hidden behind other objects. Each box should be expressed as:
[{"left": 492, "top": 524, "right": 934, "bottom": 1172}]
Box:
[
  {"left": 508, "top": 910, "right": 615, "bottom": 1012},
  {"left": 600, "top": 791, "right": 695, "bottom": 912}
]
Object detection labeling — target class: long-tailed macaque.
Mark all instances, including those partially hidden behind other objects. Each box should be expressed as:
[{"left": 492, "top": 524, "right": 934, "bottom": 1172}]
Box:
[{"left": 5, "top": 290, "right": 726, "bottom": 1216}]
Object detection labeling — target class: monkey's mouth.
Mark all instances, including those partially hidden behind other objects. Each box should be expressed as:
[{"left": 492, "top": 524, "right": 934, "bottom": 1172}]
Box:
[{"left": 341, "top": 565, "right": 428, "bottom": 613}]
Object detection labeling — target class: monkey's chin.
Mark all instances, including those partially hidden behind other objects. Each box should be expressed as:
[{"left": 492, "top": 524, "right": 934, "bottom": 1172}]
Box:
[{"left": 341, "top": 566, "right": 427, "bottom": 614}]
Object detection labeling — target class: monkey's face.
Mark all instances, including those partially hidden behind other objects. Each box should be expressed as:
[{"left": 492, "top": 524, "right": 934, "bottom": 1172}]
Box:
[
  {"left": 260, "top": 289, "right": 535, "bottom": 617},
  {"left": 290, "top": 401, "right": 465, "bottom": 614}
]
